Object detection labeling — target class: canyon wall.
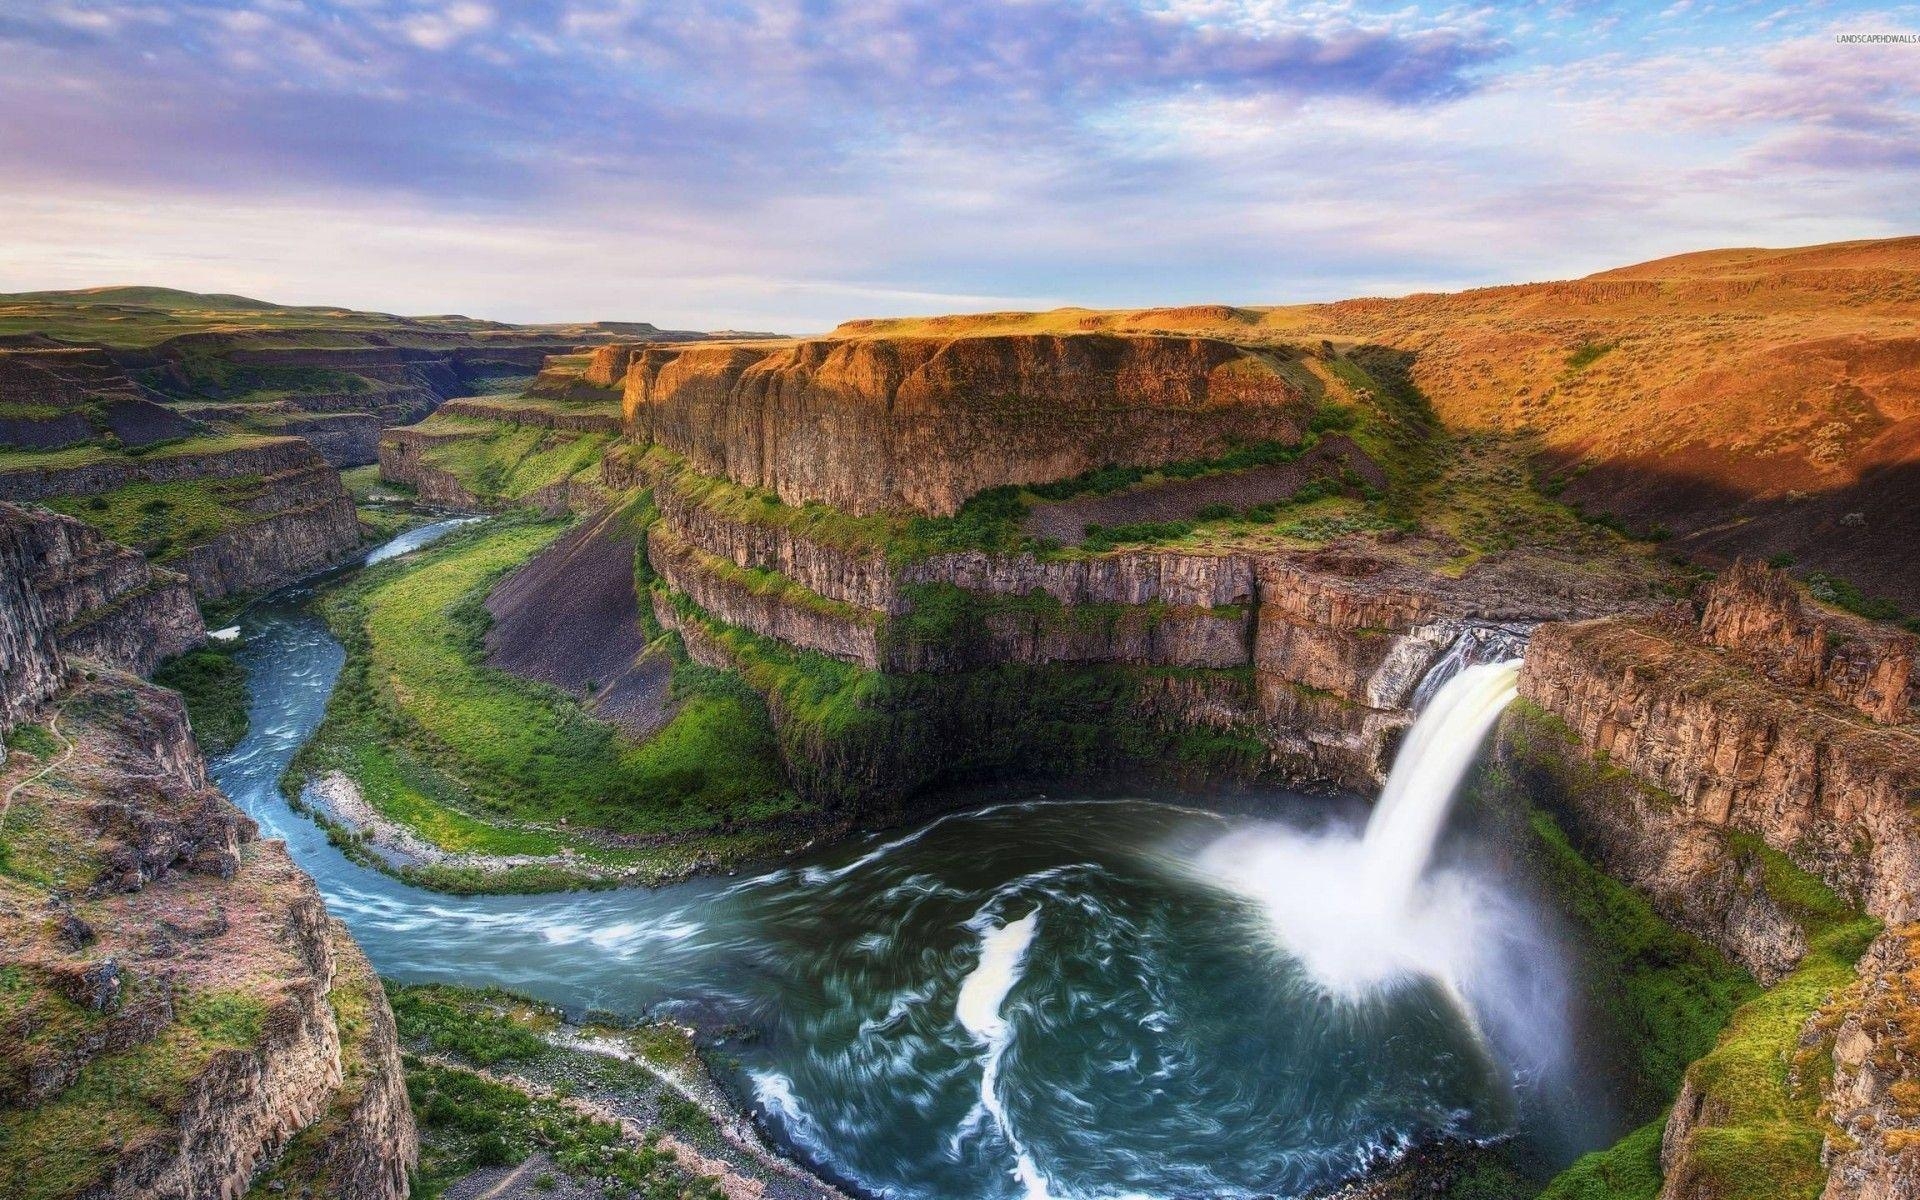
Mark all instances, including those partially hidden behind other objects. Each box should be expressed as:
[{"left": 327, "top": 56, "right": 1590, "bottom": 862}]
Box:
[
  {"left": 1512, "top": 562, "right": 1920, "bottom": 1200},
  {"left": 622, "top": 335, "right": 1312, "bottom": 516},
  {"left": 0, "top": 501, "right": 203, "bottom": 685},
  {"left": 0, "top": 437, "right": 360, "bottom": 600},
  {"left": 0, "top": 508, "right": 415, "bottom": 1199},
  {"left": 641, "top": 449, "right": 1652, "bottom": 795},
  {"left": 1519, "top": 570, "right": 1920, "bottom": 926}
]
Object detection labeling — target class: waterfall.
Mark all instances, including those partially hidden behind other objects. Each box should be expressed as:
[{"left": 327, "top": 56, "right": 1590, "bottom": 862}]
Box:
[
  {"left": 1361, "top": 660, "right": 1522, "bottom": 914},
  {"left": 1189, "top": 656, "right": 1525, "bottom": 997},
  {"left": 1408, "top": 622, "right": 1532, "bottom": 710}
]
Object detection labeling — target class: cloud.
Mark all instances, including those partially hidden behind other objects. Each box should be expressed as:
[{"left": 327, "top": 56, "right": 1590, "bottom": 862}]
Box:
[{"left": 0, "top": 2, "right": 1911, "bottom": 328}]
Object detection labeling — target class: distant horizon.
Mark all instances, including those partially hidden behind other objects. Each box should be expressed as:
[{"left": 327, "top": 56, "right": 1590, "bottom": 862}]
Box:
[
  {"left": 3, "top": 3, "right": 1914, "bottom": 331},
  {"left": 11, "top": 230, "right": 1918, "bottom": 337}
]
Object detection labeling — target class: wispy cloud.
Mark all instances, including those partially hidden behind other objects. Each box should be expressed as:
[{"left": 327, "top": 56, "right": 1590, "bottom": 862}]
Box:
[{"left": 0, "top": 1, "right": 1913, "bottom": 328}]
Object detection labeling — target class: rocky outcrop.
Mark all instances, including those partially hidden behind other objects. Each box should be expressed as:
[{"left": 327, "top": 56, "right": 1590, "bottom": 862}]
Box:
[
  {"left": 0, "top": 501, "right": 203, "bottom": 680},
  {"left": 0, "top": 437, "right": 361, "bottom": 601},
  {"left": 266, "top": 412, "right": 385, "bottom": 468},
  {"left": 377, "top": 425, "right": 480, "bottom": 507},
  {"left": 0, "top": 670, "right": 415, "bottom": 1200},
  {"left": 1519, "top": 585, "right": 1920, "bottom": 926},
  {"left": 1, "top": 504, "right": 204, "bottom": 767},
  {"left": 379, "top": 418, "right": 611, "bottom": 515},
  {"left": 1820, "top": 924, "right": 1920, "bottom": 1200},
  {"left": 1498, "top": 705, "right": 1813, "bottom": 983},
  {"left": 624, "top": 335, "right": 1313, "bottom": 516},
  {"left": 1699, "top": 560, "right": 1914, "bottom": 725},
  {"left": 0, "top": 347, "right": 197, "bottom": 450},
  {"left": 1512, "top": 562, "right": 1920, "bottom": 1200}
]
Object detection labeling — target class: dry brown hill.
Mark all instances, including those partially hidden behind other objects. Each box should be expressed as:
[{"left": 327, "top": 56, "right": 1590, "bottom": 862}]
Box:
[{"left": 830, "top": 236, "right": 1920, "bottom": 610}]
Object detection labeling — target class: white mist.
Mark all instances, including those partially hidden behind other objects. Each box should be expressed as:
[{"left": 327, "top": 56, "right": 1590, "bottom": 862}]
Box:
[{"left": 1189, "top": 658, "right": 1569, "bottom": 1093}]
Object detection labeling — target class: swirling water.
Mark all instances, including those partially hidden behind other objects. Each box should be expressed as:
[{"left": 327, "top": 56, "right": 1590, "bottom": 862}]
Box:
[{"left": 211, "top": 523, "right": 1615, "bottom": 1200}]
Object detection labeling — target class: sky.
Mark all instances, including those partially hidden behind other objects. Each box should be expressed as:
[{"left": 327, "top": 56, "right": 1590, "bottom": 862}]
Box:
[{"left": 0, "top": 1, "right": 1916, "bottom": 332}]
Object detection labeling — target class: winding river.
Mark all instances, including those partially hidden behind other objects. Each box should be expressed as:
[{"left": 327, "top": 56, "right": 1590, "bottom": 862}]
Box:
[{"left": 213, "top": 520, "right": 1620, "bottom": 1200}]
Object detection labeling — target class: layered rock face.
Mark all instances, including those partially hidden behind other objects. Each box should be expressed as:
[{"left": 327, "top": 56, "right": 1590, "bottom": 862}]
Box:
[
  {"left": 0, "top": 501, "right": 203, "bottom": 686},
  {"left": 1520, "top": 574, "right": 1920, "bottom": 926},
  {"left": 642, "top": 453, "right": 1646, "bottom": 794},
  {"left": 622, "top": 335, "right": 1312, "bottom": 516},
  {"left": 0, "top": 513, "right": 414, "bottom": 1199},
  {"left": 0, "top": 347, "right": 197, "bottom": 450},
  {"left": 0, "top": 673, "right": 415, "bottom": 1200},
  {"left": 0, "top": 437, "right": 360, "bottom": 600}
]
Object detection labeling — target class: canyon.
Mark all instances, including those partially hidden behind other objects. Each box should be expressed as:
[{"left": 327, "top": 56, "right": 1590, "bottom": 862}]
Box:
[{"left": 3, "top": 238, "right": 1919, "bottom": 1200}]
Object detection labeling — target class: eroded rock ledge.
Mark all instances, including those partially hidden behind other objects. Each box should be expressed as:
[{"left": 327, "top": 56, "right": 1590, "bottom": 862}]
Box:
[
  {"left": 0, "top": 504, "right": 414, "bottom": 1199},
  {"left": 0, "top": 438, "right": 361, "bottom": 601},
  {"left": 622, "top": 335, "right": 1315, "bottom": 516}
]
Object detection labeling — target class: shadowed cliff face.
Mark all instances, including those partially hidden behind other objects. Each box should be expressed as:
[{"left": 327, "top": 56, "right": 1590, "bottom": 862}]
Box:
[
  {"left": 622, "top": 334, "right": 1312, "bottom": 516},
  {"left": 0, "top": 507, "right": 415, "bottom": 1200},
  {"left": 1514, "top": 562, "right": 1920, "bottom": 1200}
]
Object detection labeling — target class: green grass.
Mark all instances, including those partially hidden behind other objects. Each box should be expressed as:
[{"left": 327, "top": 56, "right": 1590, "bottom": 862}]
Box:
[
  {"left": 0, "top": 990, "right": 268, "bottom": 1200},
  {"left": 42, "top": 476, "right": 273, "bottom": 562},
  {"left": 288, "top": 512, "right": 807, "bottom": 888},
  {"left": 404, "top": 1059, "right": 724, "bottom": 1200},
  {"left": 154, "top": 644, "right": 251, "bottom": 756},
  {"left": 1539, "top": 1118, "right": 1666, "bottom": 1200},
  {"left": 0, "top": 430, "right": 278, "bottom": 474},
  {"left": 1657, "top": 839, "right": 1879, "bottom": 1200},
  {"left": 3, "top": 722, "right": 61, "bottom": 760},
  {"left": 406, "top": 415, "right": 612, "bottom": 504},
  {"left": 389, "top": 984, "right": 553, "bottom": 1067}
]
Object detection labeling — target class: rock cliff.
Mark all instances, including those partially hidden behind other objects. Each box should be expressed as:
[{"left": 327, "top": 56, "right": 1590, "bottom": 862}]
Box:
[
  {"left": 623, "top": 335, "right": 1313, "bottom": 516},
  {"left": 0, "top": 437, "right": 360, "bottom": 601},
  {"left": 0, "top": 672, "right": 415, "bottom": 1200},
  {"left": 0, "top": 511, "right": 414, "bottom": 1198},
  {"left": 0, "top": 501, "right": 203, "bottom": 688}
]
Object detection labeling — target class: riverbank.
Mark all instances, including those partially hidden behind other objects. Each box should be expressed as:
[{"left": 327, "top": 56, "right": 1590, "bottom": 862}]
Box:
[
  {"left": 388, "top": 984, "right": 844, "bottom": 1200},
  {"left": 283, "top": 511, "right": 828, "bottom": 893}
]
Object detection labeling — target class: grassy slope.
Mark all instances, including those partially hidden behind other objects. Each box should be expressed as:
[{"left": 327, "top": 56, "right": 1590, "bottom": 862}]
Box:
[
  {"left": 387, "top": 984, "right": 729, "bottom": 1200},
  {"left": 289, "top": 511, "right": 808, "bottom": 892},
  {"left": 1503, "top": 707, "right": 1882, "bottom": 1200},
  {"left": 404, "top": 413, "right": 614, "bottom": 505},
  {"left": 0, "top": 987, "right": 270, "bottom": 1200}
]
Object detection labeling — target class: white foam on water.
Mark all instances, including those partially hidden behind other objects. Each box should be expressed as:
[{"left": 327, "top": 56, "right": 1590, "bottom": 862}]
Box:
[
  {"left": 209, "top": 625, "right": 241, "bottom": 642},
  {"left": 956, "top": 904, "right": 1052, "bottom": 1200},
  {"left": 1185, "top": 657, "right": 1574, "bottom": 1120},
  {"left": 751, "top": 1070, "right": 833, "bottom": 1163},
  {"left": 1190, "top": 661, "right": 1521, "bottom": 1000}
]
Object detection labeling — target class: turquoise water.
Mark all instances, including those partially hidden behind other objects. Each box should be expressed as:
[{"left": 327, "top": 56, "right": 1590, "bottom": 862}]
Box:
[{"left": 212, "top": 521, "right": 1614, "bottom": 1200}]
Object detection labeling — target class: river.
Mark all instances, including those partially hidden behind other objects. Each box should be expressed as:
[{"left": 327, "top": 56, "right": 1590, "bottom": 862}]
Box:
[{"left": 211, "top": 519, "right": 1617, "bottom": 1200}]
